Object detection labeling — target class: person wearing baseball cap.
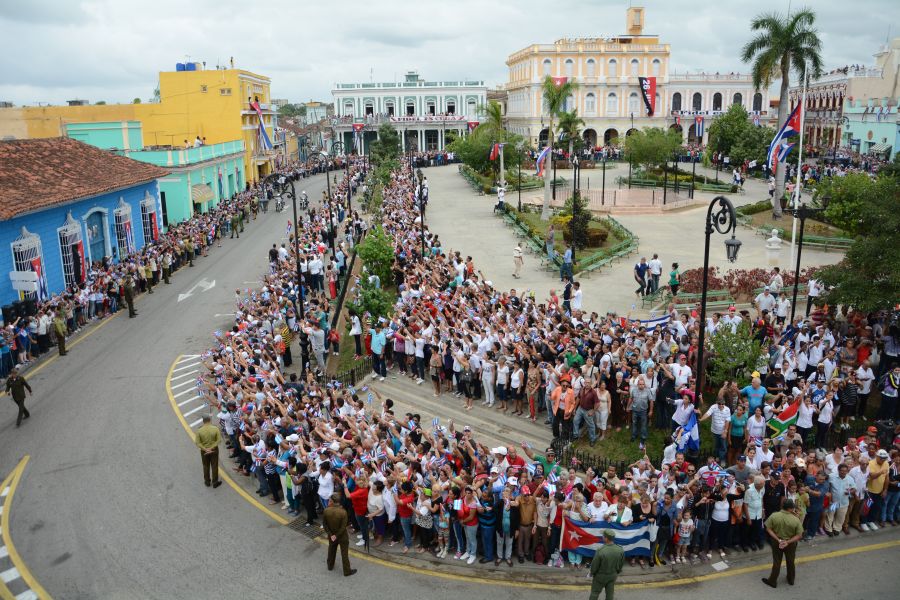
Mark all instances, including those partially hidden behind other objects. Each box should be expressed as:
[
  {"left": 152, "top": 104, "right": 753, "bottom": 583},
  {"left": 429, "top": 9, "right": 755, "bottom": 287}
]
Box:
[
  {"left": 589, "top": 529, "right": 624, "bottom": 599},
  {"left": 862, "top": 449, "right": 890, "bottom": 530}
]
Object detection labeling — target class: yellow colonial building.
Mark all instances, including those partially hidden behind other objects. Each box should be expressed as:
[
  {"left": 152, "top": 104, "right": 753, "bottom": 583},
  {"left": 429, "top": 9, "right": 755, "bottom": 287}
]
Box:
[
  {"left": 0, "top": 65, "right": 283, "bottom": 182},
  {"left": 505, "top": 6, "right": 767, "bottom": 148}
]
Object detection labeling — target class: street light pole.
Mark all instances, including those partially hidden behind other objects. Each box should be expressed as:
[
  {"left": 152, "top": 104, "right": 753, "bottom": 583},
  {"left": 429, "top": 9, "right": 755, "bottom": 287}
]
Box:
[
  {"left": 691, "top": 154, "right": 697, "bottom": 200},
  {"left": 517, "top": 143, "right": 523, "bottom": 212},
  {"left": 571, "top": 156, "right": 579, "bottom": 266},
  {"left": 695, "top": 196, "right": 742, "bottom": 403},
  {"left": 289, "top": 178, "right": 307, "bottom": 377},
  {"left": 601, "top": 149, "right": 607, "bottom": 205}
]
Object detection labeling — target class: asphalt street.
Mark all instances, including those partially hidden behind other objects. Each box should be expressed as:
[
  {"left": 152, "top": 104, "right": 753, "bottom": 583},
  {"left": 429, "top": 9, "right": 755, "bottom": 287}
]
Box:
[{"left": 1, "top": 168, "right": 898, "bottom": 600}]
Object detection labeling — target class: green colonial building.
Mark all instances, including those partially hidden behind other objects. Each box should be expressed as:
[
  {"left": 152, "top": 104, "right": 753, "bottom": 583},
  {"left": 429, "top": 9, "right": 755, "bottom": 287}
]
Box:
[{"left": 64, "top": 122, "right": 246, "bottom": 228}]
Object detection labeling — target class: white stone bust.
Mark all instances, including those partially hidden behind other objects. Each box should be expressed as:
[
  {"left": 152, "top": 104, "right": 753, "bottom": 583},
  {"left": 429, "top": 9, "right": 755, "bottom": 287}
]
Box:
[{"left": 766, "top": 229, "right": 783, "bottom": 249}]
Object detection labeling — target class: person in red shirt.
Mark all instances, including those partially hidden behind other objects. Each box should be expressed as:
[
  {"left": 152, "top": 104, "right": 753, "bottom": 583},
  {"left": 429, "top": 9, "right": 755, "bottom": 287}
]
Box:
[
  {"left": 506, "top": 446, "right": 526, "bottom": 475},
  {"left": 396, "top": 481, "right": 416, "bottom": 552},
  {"left": 344, "top": 475, "right": 370, "bottom": 549}
]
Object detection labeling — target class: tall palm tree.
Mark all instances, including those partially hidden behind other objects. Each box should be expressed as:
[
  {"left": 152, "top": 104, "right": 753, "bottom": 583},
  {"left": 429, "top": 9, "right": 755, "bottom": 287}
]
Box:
[
  {"left": 477, "top": 100, "right": 505, "bottom": 141},
  {"left": 540, "top": 76, "right": 579, "bottom": 220},
  {"left": 557, "top": 110, "right": 585, "bottom": 160},
  {"left": 741, "top": 8, "right": 823, "bottom": 216}
]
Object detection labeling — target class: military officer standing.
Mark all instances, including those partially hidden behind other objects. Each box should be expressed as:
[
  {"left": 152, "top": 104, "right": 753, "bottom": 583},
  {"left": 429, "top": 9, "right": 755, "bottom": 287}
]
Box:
[
  {"left": 194, "top": 415, "right": 222, "bottom": 488},
  {"left": 53, "top": 311, "right": 67, "bottom": 356},
  {"left": 124, "top": 274, "right": 137, "bottom": 318},
  {"left": 230, "top": 212, "right": 240, "bottom": 239},
  {"left": 162, "top": 251, "right": 172, "bottom": 284},
  {"left": 144, "top": 260, "right": 154, "bottom": 294},
  {"left": 5, "top": 368, "right": 33, "bottom": 427},
  {"left": 185, "top": 237, "right": 194, "bottom": 267},
  {"left": 589, "top": 530, "right": 625, "bottom": 600},
  {"left": 323, "top": 492, "right": 356, "bottom": 577}
]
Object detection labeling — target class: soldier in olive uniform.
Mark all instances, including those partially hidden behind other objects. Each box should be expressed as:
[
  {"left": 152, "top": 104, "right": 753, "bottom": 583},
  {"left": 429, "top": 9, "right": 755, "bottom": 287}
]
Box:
[
  {"left": 5, "top": 368, "right": 33, "bottom": 427},
  {"left": 185, "top": 237, "right": 194, "bottom": 267},
  {"left": 589, "top": 530, "right": 625, "bottom": 600},
  {"left": 162, "top": 251, "right": 172, "bottom": 284},
  {"left": 124, "top": 274, "right": 137, "bottom": 318},
  {"left": 144, "top": 260, "right": 154, "bottom": 294},
  {"left": 323, "top": 492, "right": 356, "bottom": 577},
  {"left": 230, "top": 213, "right": 240, "bottom": 239},
  {"left": 53, "top": 311, "right": 67, "bottom": 356}
]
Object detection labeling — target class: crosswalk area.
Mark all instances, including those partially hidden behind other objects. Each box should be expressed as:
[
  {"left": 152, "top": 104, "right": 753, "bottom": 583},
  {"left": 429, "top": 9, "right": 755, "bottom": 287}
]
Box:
[{"left": 168, "top": 354, "right": 211, "bottom": 429}]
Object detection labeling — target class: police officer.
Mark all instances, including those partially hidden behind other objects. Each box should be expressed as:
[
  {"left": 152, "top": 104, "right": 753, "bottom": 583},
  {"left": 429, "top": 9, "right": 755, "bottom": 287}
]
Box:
[
  {"left": 5, "top": 368, "right": 33, "bottom": 427},
  {"left": 589, "top": 530, "right": 625, "bottom": 600},
  {"left": 124, "top": 274, "right": 137, "bottom": 318}
]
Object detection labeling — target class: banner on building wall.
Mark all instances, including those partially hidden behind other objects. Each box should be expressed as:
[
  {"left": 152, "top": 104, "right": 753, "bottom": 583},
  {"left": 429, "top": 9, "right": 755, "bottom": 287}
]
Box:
[
  {"left": 390, "top": 116, "right": 466, "bottom": 123},
  {"left": 551, "top": 76, "right": 568, "bottom": 87},
  {"left": 694, "top": 116, "right": 705, "bottom": 139},
  {"left": 149, "top": 212, "right": 160, "bottom": 241},
  {"left": 29, "top": 258, "right": 49, "bottom": 301},
  {"left": 638, "top": 77, "right": 656, "bottom": 116},
  {"left": 124, "top": 221, "right": 135, "bottom": 253},
  {"left": 75, "top": 241, "right": 86, "bottom": 282}
]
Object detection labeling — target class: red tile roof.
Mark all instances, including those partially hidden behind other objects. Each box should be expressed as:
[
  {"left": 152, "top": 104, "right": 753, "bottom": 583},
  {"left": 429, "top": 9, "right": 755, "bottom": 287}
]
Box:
[{"left": 0, "top": 137, "right": 169, "bottom": 220}]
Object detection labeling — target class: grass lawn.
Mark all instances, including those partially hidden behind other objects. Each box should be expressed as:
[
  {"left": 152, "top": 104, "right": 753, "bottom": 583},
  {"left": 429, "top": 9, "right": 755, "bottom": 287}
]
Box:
[
  {"left": 515, "top": 210, "right": 624, "bottom": 256},
  {"left": 749, "top": 211, "right": 846, "bottom": 238},
  {"left": 569, "top": 426, "right": 672, "bottom": 464}
]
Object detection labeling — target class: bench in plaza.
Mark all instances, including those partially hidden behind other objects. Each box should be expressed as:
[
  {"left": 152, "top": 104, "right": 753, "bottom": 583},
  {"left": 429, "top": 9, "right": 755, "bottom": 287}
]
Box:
[{"left": 641, "top": 287, "right": 671, "bottom": 309}]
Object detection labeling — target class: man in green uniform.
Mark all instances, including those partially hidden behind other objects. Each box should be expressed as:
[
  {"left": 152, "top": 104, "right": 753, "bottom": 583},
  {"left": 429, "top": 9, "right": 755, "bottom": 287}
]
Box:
[
  {"left": 194, "top": 415, "right": 221, "bottom": 488},
  {"left": 762, "top": 498, "right": 804, "bottom": 588},
  {"left": 53, "top": 311, "right": 67, "bottom": 356},
  {"left": 124, "top": 274, "right": 137, "bottom": 318},
  {"left": 144, "top": 261, "right": 154, "bottom": 294},
  {"left": 230, "top": 213, "right": 240, "bottom": 239},
  {"left": 184, "top": 237, "right": 194, "bottom": 267},
  {"left": 589, "top": 530, "right": 624, "bottom": 600},
  {"left": 323, "top": 492, "right": 356, "bottom": 577},
  {"left": 5, "top": 368, "right": 33, "bottom": 427}
]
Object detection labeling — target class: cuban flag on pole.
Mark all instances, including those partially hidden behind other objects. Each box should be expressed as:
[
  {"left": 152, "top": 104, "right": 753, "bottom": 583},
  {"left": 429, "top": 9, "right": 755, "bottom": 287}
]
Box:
[
  {"left": 561, "top": 518, "right": 651, "bottom": 558},
  {"left": 250, "top": 100, "right": 274, "bottom": 151},
  {"left": 30, "top": 258, "right": 49, "bottom": 301},
  {"left": 766, "top": 102, "right": 802, "bottom": 169},
  {"left": 694, "top": 116, "right": 704, "bottom": 139},
  {"left": 535, "top": 146, "right": 552, "bottom": 177},
  {"left": 285, "top": 219, "right": 292, "bottom": 238}
]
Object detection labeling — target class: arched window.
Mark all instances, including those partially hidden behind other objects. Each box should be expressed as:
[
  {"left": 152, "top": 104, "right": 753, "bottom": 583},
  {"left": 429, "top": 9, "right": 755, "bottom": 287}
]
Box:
[
  {"left": 586, "top": 59, "right": 596, "bottom": 77},
  {"left": 426, "top": 100, "right": 435, "bottom": 115},
  {"left": 58, "top": 212, "right": 85, "bottom": 288},
  {"left": 542, "top": 59, "right": 552, "bottom": 77},
  {"left": 566, "top": 94, "right": 575, "bottom": 112},
  {"left": 140, "top": 191, "right": 158, "bottom": 244},
  {"left": 672, "top": 92, "right": 682, "bottom": 112},
  {"left": 732, "top": 93, "right": 742, "bottom": 107},
  {"left": 608, "top": 59, "right": 617, "bottom": 78},
  {"left": 692, "top": 92, "right": 702, "bottom": 111},
  {"left": 385, "top": 100, "right": 395, "bottom": 116},
  {"left": 630, "top": 59, "right": 640, "bottom": 76},
  {"left": 606, "top": 92, "right": 618, "bottom": 115},
  {"left": 406, "top": 100, "right": 415, "bottom": 116},
  {"left": 652, "top": 59, "right": 661, "bottom": 77},
  {"left": 11, "top": 226, "right": 45, "bottom": 300},
  {"left": 628, "top": 92, "right": 640, "bottom": 115},
  {"left": 585, "top": 93, "right": 596, "bottom": 114},
  {"left": 753, "top": 93, "right": 763, "bottom": 111},
  {"left": 565, "top": 59, "right": 574, "bottom": 78},
  {"left": 343, "top": 101, "right": 354, "bottom": 116},
  {"left": 712, "top": 92, "right": 722, "bottom": 111},
  {"left": 365, "top": 101, "right": 374, "bottom": 116},
  {"left": 113, "top": 198, "right": 135, "bottom": 260},
  {"left": 446, "top": 101, "right": 455, "bottom": 115}
]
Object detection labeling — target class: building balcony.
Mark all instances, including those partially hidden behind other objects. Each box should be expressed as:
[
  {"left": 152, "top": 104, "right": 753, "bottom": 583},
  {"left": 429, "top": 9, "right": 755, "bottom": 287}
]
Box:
[
  {"left": 114, "top": 140, "right": 246, "bottom": 167},
  {"left": 334, "top": 80, "right": 484, "bottom": 90},
  {"left": 669, "top": 72, "right": 753, "bottom": 82}
]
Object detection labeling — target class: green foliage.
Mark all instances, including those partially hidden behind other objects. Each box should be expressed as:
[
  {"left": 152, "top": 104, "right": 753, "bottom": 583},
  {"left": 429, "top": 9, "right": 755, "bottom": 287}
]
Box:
[
  {"left": 448, "top": 129, "right": 523, "bottom": 177},
  {"left": 878, "top": 154, "right": 900, "bottom": 179},
  {"left": 818, "top": 173, "right": 887, "bottom": 236},
  {"left": 707, "top": 104, "right": 774, "bottom": 164},
  {"left": 372, "top": 158, "right": 400, "bottom": 188},
  {"left": 558, "top": 110, "right": 586, "bottom": 153},
  {"left": 817, "top": 174, "right": 900, "bottom": 312},
  {"left": 623, "top": 127, "right": 682, "bottom": 172},
  {"left": 362, "top": 183, "right": 385, "bottom": 214},
  {"left": 369, "top": 123, "right": 401, "bottom": 166},
  {"left": 730, "top": 124, "right": 776, "bottom": 166},
  {"left": 277, "top": 103, "right": 306, "bottom": 118},
  {"left": 477, "top": 100, "right": 505, "bottom": 141},
  {"left": 356, "top": 225, "right": 394, "bottom": 284},
  {"left": 347, "top": 277, "right": 395, "bottom": 321},
  {"left": 132, "top": 97, "right": 142, "bottom": 104},
  {"left": 740, "top": 9, "right": 824, "bottom": 91},
  {"left": 707, "top": 321, "right": 766, "bottom": 390},
  {"left": 95, "top": 101, "right": 106, "bottom": 105},
  {"left": 561, "top": 193, "right": 590, "bottom": 250}
]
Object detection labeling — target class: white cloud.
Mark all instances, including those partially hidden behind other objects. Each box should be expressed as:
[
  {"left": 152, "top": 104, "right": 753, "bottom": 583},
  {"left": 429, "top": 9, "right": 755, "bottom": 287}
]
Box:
[{"left": 0, "top": 0, "right": 893, "bottom": 105}]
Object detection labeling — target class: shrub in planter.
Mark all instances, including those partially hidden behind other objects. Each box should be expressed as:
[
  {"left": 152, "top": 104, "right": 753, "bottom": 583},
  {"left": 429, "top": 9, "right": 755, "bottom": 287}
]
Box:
[
  {"left": 678, "top": 267, "right": 725, "bottom": 294},
  {"left": 585, "top": 228, "right": 608, "bottom": 246}
]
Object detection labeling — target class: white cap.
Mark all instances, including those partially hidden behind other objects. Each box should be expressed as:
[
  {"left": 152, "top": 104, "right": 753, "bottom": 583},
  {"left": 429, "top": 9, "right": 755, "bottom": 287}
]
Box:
[{"left": 492, "top": 446, "right": 508, "bottom": 456}]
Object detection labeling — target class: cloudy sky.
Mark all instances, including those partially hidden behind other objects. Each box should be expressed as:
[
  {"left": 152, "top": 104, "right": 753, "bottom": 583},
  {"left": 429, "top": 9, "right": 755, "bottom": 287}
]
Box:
[{"left": 0, "top": 0, "right": 894, "bottom": 105}]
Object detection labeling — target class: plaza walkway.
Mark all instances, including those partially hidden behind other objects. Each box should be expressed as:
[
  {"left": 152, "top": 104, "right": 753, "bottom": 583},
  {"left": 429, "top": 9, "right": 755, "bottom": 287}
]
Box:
[{"left": 422, "top": 164, "right": 842, "bottom": 316}]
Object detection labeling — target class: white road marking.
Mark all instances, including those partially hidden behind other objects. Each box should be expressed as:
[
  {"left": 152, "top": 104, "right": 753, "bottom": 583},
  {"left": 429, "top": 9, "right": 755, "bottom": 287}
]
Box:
[
  {"left": 172, "top": 388, "right": 196, "bottom": 399},
  {"left": 1, "top": 487, "right": 8, "bottom": 497},
  {"left": 177, "top": 278, "right": 216, "bottom": 302},
  {"left": 176, "top": 355, "right": 200, "bottom": 364},
  {"left": 170, "top": 370, "right": 199, "bottom": 382},
  {"left": 172, "top": 362, "right": 201, "bottom": 373},
  {"left": 183, "top": 404, "right": 207, "bottom": 417},
  {"left": 16, "top": 590, "right": 39, "bottom": 600},
  {"left": 1, "top": 566, "right": 21, "bottom": 583},
  {"left": 189, "top": 418, "right": 203, "bottom": 428},
  {"left": 214, "top": 313, "right": 236, "bottom": 317},
  {"left": 177, "top": 396, "right": 201, "bottom": 407},
  {"left": 170, "top": 379, "right": 196, "bottom": 390},
  {"left": 0, "top": 546, "right": 7, "bottom": 558}
]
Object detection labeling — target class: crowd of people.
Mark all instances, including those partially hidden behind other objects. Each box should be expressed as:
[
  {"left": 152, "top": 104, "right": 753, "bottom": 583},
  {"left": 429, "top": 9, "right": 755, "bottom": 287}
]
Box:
[{"left": 196, "top": 155, "right": 899, "bottom": 579}]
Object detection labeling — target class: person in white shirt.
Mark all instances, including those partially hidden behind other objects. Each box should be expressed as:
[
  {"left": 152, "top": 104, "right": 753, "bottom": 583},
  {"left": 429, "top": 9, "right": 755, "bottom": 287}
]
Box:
[
  {"left": 699, "top": 397, "right": 731, "bottom": 462},
  {"left": 571, "top": 282, "right": 583, "bottom": 311},
  {"left": 586, "top": 493, "right": 609, "bottom": 522},
  {"left": 768, "top": 267, "right": 784, "bottom": 294},
  {"left": 648, "top": 253, "right": 663, "bottom": 293},
  {"left": 754, "top": 287, "right": 777, "bottom": 317},
  {"left": 806, "top": 278, "right": 821, "bottom": 316},
  {"left": 855, "top": 361, "right": 875, "bottom": 418},
  {"left": 774, "top": 293, "right": 791, "bottom": 325},
  {"left": 671, "top": 355, "right": 692, "bottom": 388},
  {"left": 723, "top": 307, "right": 742, "bottom": 333}
]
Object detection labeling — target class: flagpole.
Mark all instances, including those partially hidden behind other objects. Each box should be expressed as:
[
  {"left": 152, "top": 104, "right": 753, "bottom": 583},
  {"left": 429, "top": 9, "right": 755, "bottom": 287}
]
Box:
[{"left": 789, "top": 62, "right": 809, "bottom": 269}]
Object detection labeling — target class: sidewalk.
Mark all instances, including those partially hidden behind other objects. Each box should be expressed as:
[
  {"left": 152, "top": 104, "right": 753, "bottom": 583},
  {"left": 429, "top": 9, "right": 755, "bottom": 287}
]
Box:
[{"left": 424, "top": 165, "right": 842, "bottom": 317}]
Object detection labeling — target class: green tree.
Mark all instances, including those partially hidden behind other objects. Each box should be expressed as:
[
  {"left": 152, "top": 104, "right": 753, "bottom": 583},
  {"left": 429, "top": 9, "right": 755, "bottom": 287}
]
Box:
[
  {"left": 540, "top": 76, "right": 579, "bottom": 220},
  {"left": 557, "top": 110, "right": 585, "bottom": 158},
  {"left": 817, "top": 173, "right": 900, "bottom": 311},
  {"left": 729, "top": 124, "right": 776, "bottom": 166},
  {"left": 132, "top": 97, "right": 142, "bottom": 104},
  {"left": 347, "top": 277, "right": 395, "bottom": 321},
  {"left": 477, "top": 100, "right": 505, "bottom": 141},
  {"left": 707, "top": 104, "right": 750, "bottom": 158},
  {"left": 278, "top": 103, "right": 306, "bottom": 118},
  {"left": 369, "top": 123, "right": 401, "bottom": 166},
  {"left": 707, "top": 321, "right": 766, "bottom": 389},
  {"left": 741, "top": 8, "right": 823, "bottom": 216},
  {"left": 95, "top": 100, "right": 106, "bottom": 105},
  {"left": 816, "top": 173, "right": 879, "bottom": 235},
  {"left": 356, "top": 225, "right": 394, "bottom": 284},
  {"left": 623, "top": 127, "right": 682, "bottom": 173}
]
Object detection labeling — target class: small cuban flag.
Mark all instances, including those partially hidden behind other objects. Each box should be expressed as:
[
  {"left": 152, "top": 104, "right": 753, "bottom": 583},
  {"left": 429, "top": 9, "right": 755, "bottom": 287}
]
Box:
[
  {"left": 497, "top": 473, "right": 507, "bottom": 486},
  {"left": 525, "top": 462, "right": 537, "bottom": 476},
  {"left": 432, "top": 417, "right": 440, "bottom": 430},
  {"left": 547, "top": 471, "right": 560, "bottom": 484},
  {"left": 285, "top": 220, "right": 292, "bottom": 238},
  {"left": 367, "top": 391, "right": 375, "bottom": 405}
]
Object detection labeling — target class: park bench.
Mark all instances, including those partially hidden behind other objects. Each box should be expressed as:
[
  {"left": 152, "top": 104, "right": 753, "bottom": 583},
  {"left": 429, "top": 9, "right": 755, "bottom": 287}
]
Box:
[
  {"left": 803, "top": 235, "right": 853, "bottom": 251},
  {"left": 641, "top": 287, "right": 671, "bottom": 309},
  {"left": 695, "top": 183, "right": 735, "bottom": 193}
]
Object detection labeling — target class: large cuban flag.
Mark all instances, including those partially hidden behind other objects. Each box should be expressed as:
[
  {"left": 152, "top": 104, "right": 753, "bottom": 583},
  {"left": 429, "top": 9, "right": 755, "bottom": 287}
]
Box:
[
  {"left": 766, "top": 102, "right": 802, "bottom": 170},
  {"left": 561, "top": 518, "right": 651, "bottom": 558}
]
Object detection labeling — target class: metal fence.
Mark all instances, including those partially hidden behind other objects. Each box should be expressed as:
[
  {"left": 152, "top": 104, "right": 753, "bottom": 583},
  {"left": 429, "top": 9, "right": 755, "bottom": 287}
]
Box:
[{"left": 317, "top": 355, "right": 374, "bottom": 388}]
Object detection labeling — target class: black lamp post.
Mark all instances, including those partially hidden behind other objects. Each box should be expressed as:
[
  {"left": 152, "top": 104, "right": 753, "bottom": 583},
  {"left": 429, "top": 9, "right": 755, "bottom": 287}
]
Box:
[
  {"left": 673, "top": 151, "right": 680, "bottom": 195},
  {"left": 786, "top": 195, "right": 829, "bottom": 321},
  {"left": 601, "top": 148, "right": 607, "bottom": 205},
  {"left": 690, "top": 153, "right": 697, "bottom": 200},
  {"left": 695, "top": 196, "right": 742, "bottom": 402},
  {"left": 571, "top": 155, "right": 580, "bottom": 265},
  {"left": 516, "top": 141, "right": 524, "bottom": 212},
  {"left": 288, "top": 177, "right": 307, "bottom": 377},
  {"left": 313, "top": 152, "right": 337, "bottom": 260}
]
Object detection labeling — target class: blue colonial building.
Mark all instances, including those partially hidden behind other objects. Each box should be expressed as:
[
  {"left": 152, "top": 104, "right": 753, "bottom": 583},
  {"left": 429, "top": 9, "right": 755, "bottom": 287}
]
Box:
[{"left": 0, "top": 137, "right": 167, "bottom": 310}]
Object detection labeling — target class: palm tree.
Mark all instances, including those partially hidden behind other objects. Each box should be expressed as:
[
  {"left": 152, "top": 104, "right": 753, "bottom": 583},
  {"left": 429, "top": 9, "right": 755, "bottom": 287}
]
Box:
[
  {"left": 557, "top": 110, "right": 585, "bottom": 161},
  {"left": 741, "top": 8, "right": 823, "bottom": 216},
  {"left": 540, "top": 76, "right": 579, "bottom": 220},
  {"left": 477, "top": 100, "right": 505, "bottom": 141}
]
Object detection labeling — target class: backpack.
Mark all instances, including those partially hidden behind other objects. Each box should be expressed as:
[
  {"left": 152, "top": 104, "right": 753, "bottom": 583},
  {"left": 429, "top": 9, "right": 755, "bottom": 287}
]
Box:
[{"left": 533, "top": 542, "right": 546, "bottom": 565}]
